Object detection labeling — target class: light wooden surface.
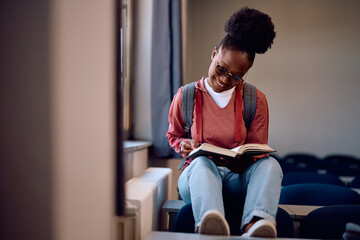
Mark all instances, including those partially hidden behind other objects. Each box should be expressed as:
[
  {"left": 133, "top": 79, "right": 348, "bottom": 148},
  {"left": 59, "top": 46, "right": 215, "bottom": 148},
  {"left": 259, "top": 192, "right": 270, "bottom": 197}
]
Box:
[
  {"left": 280, "top": 205, "right": 322, "bottom": 220},
  {"left": 162, "top": 200, "right": 322, "bottom": 220},
  {"left": 145, "top": 231, "right": 318, "bottom": 240}
]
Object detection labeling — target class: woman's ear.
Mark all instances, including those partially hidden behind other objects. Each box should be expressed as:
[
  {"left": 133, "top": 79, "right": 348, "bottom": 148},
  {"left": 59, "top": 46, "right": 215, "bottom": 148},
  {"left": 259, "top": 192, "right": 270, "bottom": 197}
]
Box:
[{"left": 211, "top": 47, "right": 217, "bottom": 60}]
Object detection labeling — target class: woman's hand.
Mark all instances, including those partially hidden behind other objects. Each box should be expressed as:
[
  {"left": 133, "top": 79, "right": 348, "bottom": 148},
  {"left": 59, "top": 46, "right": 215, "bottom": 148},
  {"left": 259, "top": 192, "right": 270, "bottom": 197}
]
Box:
[{"left": 180, "top": 139, "right": 199, "bottom": 157}]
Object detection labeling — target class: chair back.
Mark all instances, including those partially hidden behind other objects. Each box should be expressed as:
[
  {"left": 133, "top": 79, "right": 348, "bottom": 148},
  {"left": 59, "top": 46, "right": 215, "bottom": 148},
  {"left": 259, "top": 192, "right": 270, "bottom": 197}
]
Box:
[
  {"left": 327, "top": 166, "right": 360, "bottom": 176},
  {"left": 300, "top": 205, "right": 360, "bottom": 239},
  {"left": 324, "top": 154, "right": 359, "bottom": 165},
  {"left": 349, "top": 176, "right": 360, "bottom": 188},
  {"left": 283, "top": 153, "right": 318, "bottom": 165},
  {"left": 323, "top": 155, "right": 360, "bottom": 176},
  {"left": 282, "top": 171, "right": 344, "bottom": 186},
  {"left": 279, "top": 162, "right": 316, "bottom": 173},
  {"left": 280, "top": 183, "right": 360, "bottom": 206}
]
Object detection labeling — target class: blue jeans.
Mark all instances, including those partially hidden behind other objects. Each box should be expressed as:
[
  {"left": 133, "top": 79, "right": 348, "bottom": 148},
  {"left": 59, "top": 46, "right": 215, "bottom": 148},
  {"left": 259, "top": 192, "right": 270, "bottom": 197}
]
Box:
[{"left": 178, "top": 156, "right": 283, "bottom": 230}]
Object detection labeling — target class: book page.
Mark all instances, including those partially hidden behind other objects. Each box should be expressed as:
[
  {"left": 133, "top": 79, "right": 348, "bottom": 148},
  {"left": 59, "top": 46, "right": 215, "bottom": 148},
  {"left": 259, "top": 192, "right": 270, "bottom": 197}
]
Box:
[
  {"left": 189, "top": 143, "right": 237, "bottom": 158},
  {"left": 231, "top": 144, "right": 275, "bottom": 155},
  {"left": 231, "top": 146, "right": 242, "bottom": 153}
]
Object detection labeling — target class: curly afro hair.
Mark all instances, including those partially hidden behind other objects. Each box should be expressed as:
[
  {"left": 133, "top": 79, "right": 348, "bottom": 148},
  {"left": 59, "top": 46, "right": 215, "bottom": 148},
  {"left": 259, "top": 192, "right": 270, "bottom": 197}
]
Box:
[{"left": 220, "top": 7, "right": 276, "bottom": 57}]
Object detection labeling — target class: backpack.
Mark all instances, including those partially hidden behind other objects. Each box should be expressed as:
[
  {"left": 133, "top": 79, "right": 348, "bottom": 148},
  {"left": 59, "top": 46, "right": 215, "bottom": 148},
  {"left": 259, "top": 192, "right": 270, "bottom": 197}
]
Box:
[{"left": 177, "top": 81, "right": 257, "bottom": 170}]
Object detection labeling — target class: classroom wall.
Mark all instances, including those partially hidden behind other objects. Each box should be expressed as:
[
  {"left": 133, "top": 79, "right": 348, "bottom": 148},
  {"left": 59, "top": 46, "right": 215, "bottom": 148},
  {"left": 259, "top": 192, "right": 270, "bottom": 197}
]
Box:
[{"left": 185, "top": 0, "right": 360, "bottom": 158}]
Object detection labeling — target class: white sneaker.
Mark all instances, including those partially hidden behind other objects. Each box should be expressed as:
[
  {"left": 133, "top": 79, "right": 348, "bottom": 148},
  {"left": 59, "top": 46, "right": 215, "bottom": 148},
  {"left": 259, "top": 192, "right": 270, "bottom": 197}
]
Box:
[
  {"left": 241, "top": 219, "right": 277, "bottom": 238},
  {"left": 198, "top": 210, "right": 230, "bottom": 236}
]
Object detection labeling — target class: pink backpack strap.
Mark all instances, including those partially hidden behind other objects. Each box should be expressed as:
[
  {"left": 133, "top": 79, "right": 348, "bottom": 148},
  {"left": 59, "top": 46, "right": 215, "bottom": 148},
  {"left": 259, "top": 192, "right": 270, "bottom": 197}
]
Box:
[
  {"left": 234, "top": 85, "right": 243, "bottom": 142},
  {"left": 195, "top": 88, "right": 203, "bottom": 142}
]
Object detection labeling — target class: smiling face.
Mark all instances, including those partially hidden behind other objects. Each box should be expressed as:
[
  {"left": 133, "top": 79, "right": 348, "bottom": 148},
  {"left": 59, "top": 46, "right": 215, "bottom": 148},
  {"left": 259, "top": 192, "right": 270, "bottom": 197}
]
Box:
[{"left": 208, "top": 47, "right": 253, "bottom": 93}]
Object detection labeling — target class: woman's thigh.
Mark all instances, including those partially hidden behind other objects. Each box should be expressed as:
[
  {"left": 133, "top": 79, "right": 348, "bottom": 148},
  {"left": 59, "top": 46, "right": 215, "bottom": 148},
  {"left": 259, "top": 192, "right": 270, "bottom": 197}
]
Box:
[{"left": 178, "top": 156, "right": 221, "bottom": 203}]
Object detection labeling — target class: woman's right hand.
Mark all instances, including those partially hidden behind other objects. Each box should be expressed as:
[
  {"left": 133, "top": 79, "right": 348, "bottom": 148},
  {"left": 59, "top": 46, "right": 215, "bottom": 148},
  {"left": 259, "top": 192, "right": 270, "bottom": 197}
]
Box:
[{"left": 180, "top": 139, "right": 199, "bottom": 157}]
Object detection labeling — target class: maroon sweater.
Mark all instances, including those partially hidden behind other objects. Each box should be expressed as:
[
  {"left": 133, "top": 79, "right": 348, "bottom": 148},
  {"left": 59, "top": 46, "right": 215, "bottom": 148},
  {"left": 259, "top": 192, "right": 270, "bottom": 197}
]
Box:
[{"left": 167, "top": 78, "right": 269, "bottom": 172}]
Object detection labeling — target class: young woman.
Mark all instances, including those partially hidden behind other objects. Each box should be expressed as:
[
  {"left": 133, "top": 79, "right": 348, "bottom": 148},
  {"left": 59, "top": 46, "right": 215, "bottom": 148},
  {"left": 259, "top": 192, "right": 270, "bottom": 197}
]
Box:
[{"left": 167, "top": 7, "right": 283, "bottom": 237}]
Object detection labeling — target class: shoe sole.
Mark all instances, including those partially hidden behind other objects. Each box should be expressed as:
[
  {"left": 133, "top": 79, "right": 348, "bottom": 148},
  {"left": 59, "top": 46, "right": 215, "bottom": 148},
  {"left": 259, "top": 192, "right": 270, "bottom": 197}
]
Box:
[
  {"left": 251, "top": 228, "right": 276, "bottom": 238},
  {"left": 246, "top": 219, "right": 277, "bottom": 238},
  {"left": 199, "top": 210, "right": 230, "bottom": 236}
]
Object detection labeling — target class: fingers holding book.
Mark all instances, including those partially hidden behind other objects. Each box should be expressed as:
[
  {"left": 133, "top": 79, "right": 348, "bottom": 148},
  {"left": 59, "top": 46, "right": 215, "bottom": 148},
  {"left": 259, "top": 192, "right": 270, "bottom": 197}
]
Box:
[{"left": 180, "top": 139, "right": 200, "bottom": 157}]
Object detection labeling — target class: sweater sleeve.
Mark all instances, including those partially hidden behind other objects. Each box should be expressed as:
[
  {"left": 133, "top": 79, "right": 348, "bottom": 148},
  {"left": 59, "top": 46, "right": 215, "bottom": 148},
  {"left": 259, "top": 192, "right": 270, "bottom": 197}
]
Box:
[{"left": 166, "top": 87, "right": 191, "bottom": 157}]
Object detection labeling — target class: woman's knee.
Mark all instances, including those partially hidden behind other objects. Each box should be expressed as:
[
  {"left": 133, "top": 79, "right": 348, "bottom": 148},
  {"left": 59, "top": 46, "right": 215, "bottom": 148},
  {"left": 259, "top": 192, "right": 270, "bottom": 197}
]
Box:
[
  {"left": 186, "top": 156, "right": 221, "bottom": 181},
  {"left": 178, "top": 156, "right": 222, "bottom": 201},
  {"left": 189, "top": 156, "right": 218, "bottom": 171},
  {"left": 252, "top": 157, "right": 283, "bottom": 178}
]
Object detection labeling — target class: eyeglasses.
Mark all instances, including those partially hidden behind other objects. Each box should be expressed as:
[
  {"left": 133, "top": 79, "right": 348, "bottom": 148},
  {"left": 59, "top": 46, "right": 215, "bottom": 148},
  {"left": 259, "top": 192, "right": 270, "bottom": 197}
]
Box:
[{"left": 215, "top": 64, "right": 245, "bottom": 84}]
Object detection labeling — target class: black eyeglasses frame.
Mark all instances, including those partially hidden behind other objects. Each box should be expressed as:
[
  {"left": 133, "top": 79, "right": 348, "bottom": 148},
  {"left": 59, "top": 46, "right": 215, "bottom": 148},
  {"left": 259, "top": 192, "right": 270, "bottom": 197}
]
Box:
[{"left": 215, "top": 64, "right": 245, "bottom": 84}]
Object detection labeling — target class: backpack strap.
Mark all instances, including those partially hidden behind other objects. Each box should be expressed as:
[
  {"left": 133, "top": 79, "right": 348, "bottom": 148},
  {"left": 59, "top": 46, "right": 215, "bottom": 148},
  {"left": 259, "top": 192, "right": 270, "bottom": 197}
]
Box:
[
  {"left": 178, "top": 82, "right": 196, "bottom": 171},
  {"left": 243, "top": 82, "right": 257, "bottom": 130},
  {"left": 181, "top": 81, "right": 197, "bottom": 139}
]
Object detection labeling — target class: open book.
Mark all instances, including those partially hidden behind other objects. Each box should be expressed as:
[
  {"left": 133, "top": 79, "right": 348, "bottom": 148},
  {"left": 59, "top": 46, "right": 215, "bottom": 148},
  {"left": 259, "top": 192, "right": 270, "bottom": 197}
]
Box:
[{"left": 188, "top": 143, "right": 276, "bottom": 159}]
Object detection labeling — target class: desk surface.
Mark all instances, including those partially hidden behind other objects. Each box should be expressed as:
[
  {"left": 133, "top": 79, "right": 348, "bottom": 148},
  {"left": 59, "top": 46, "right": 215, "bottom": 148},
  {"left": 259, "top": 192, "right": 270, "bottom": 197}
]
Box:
[
  {"left": 162, "top": 200, "right": 322, "bottom": 220},
  {"left": 281, "top": 204, "right": 322, "bottom": 220},
  {"left": 145, "top": 231, "right": 318, "bottom": 240},
  {"left": 162, "top": 199, "right": 186, "bottom": 212}
]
